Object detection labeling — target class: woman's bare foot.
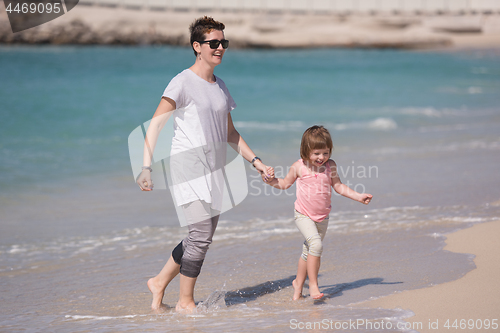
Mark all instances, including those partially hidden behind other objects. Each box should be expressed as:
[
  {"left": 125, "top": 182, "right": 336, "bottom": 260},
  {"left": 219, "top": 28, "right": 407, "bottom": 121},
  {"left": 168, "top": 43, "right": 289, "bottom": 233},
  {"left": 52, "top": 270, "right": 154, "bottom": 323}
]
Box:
[
  {"left": 292, "top": 279, "right": 303, "bottom": 300},
  {"left": 152, "top": 304, "right": 169, "bottom": 314},
  {"left": 175, "top": 300, "right": 196, "bottom": 313},
  {"left": 147, "top": 277, "right": 166, "bottom": 310}
]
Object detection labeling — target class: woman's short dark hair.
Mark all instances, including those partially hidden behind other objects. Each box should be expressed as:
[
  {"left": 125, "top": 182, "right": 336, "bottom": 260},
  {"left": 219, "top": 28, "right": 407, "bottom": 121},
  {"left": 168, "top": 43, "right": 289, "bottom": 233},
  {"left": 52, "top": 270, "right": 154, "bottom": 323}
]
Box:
[{"left": 189, "top": 16, "right": 225, "bottom": 57}]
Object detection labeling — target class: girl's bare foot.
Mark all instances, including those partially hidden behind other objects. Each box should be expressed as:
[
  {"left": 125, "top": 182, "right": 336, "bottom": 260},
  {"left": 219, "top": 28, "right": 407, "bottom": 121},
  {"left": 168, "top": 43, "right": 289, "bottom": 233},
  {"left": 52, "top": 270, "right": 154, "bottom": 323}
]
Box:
[
  {"left": 292, "top": 279, "right": 303, "bottom": 300},
  {"left": 308, "top": 282, "right": 322, "bottom": 300},
  {"left": 147, "top": 277, "right": 166, "bottom": 310},
  {"left": 309, "top": 288, "right": 323, "bottom": 300},
  {"left": 311, "top": 292, "right": 324, "bottom": 300}
]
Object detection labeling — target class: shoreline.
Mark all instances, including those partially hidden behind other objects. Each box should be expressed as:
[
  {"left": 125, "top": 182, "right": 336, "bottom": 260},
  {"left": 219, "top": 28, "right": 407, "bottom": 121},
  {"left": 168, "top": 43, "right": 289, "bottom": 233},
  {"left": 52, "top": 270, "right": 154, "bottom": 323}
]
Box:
[
  {"left": 357, "top": 220, "right": 500, "bottom": 333},
  {"left": 1, "top": 4, "right": 500, "bottom": 49}
]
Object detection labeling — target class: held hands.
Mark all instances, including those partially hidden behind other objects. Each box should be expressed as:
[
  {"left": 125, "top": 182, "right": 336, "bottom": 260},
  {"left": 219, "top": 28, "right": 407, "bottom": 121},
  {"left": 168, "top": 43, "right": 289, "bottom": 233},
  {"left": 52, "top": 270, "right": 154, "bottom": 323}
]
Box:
[
  {"left": 137, "top": 169, "right": 154, "bottom": 191},
  {"left": 262, "top": 166, "right": 275, "bottom": 183},
  {"left": 254, "top": 160, "right": 275, "bottom": 183}
]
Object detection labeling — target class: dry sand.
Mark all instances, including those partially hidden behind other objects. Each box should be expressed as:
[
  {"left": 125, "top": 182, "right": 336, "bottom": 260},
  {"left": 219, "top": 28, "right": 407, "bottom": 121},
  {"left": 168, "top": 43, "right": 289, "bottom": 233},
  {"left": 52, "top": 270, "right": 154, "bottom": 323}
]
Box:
[
  {"left": 1, "top": 3, "right": 500, "bottom": 49},
  {"left": 358, "top": 219, "right": 500, "bottom": 332}
]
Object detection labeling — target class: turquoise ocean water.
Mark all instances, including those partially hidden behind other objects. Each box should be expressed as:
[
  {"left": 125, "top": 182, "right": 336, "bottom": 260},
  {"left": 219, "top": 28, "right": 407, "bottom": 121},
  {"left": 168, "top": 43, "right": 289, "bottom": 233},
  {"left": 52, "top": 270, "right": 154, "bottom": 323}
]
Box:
[{"left": 1, "top": 46, "right": 500, "bottom": 332}]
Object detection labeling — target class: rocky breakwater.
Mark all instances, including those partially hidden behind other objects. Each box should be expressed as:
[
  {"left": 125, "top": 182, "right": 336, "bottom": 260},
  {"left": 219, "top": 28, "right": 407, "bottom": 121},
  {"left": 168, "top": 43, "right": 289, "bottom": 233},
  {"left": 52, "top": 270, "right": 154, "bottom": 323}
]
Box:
[
  {"left": 1, "top": 5, "right": 499, "bottom": 49},
  {"left": 0, "top": 15, "right": 186, "bottom": 45},
  {"left": 0, "top": 19, "right": 186, "bottom": 45}
]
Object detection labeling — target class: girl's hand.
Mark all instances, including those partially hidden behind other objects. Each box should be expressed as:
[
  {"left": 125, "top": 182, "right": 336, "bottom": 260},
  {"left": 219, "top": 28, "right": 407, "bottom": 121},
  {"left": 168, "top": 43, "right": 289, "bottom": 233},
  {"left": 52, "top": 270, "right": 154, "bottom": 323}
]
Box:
[
  {"left": 261, "top": 166, "right": 275, "bottom": 183},
  {"left": 137, "top": 169, "right": 154, "bottom": 191},
  {"left": 254, "top": 161, "right": 274, "bottom": 183},
  {"left": 361, "top": 193, "right": 373, "bottom": 205}
]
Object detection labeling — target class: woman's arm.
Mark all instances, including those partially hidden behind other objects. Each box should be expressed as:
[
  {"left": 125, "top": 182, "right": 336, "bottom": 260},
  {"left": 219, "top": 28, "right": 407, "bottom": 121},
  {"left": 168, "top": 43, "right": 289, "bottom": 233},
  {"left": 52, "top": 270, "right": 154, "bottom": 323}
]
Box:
[
  {"left": 227, "top": 113, "right": 274, "bottom": 181},
  {"left": 137, "top": 97, "right": 175, "bottom": 191},
  {"left": 268, "top": 160, "right": 300, "bottom": 190},
  {"left": 142, "top": 97, "right": 175, "bottom": 166},
  {"left": 330, "top": 160, "right": 372, "bottom": 204}
]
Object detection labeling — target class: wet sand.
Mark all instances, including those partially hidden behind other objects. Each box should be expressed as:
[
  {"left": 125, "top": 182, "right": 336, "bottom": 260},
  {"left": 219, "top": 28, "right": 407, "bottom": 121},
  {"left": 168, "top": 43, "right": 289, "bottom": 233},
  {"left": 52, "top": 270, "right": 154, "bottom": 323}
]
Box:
[{"left": 359, "top": 219, "right": 500, "bottom": 332}]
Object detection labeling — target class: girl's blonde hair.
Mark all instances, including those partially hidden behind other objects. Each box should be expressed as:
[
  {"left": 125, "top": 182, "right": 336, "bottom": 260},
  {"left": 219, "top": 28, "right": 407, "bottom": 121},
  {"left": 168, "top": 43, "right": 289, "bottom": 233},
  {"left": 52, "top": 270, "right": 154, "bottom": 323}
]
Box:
[{"left": 300, "top": 125, "right": 333, "bottom": 161}]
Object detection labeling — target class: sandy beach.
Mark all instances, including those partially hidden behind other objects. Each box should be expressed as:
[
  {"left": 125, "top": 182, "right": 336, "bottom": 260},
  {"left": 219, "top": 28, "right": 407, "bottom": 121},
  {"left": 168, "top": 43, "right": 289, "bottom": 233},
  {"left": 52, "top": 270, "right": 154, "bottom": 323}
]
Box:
[
  {"left": 359, "top": 218, "right": 500, "bottom": 332},
  {"left": 1, "top": 3, "right": 500, "bottom": 49}
]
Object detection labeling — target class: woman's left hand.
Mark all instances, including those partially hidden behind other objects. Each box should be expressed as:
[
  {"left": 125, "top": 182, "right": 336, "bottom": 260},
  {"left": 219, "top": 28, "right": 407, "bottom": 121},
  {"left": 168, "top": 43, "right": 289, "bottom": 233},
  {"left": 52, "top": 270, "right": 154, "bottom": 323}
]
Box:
[{"left": 255, "top": 161, "right": 274, "bottom": 183}]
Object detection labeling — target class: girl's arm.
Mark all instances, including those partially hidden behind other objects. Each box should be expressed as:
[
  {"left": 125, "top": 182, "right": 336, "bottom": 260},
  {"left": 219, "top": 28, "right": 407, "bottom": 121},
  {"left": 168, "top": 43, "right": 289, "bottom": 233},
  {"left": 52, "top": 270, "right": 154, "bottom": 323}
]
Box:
[
  {"left": 137, "top": 97, "right": 175, "bottom": 191},
  {"left": 330, "top": 160, "right": 372, "bottom": 204},
  {"left": 268, "top": 160, "right": 301, "bottom": 190},
  {"left": 227, "top": 113, "right": 274, "bottom": 181}
]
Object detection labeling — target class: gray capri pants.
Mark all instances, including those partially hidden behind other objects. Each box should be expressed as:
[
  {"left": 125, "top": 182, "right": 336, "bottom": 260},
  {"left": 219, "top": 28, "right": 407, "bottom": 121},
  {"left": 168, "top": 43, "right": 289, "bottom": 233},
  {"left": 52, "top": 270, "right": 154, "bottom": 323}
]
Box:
[
  {"left": 172, "top": 200, "right": 220, "bottom": 278},
  {"left": 294, "top": 210, "right": 329, "bottom": 261}
]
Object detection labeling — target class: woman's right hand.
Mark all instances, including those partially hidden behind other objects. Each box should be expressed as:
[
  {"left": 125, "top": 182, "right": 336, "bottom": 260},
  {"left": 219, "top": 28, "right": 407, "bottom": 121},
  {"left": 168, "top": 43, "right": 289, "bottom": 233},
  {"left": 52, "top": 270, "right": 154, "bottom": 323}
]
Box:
[{"left": 137, "top": 169, "right": 154, "bottom": 191}]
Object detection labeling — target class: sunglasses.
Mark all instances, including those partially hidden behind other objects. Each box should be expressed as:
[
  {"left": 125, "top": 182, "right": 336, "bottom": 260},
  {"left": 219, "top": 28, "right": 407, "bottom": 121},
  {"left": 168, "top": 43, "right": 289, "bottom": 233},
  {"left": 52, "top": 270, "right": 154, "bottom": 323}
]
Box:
[{"left": 198, "top": 39, "right": 229, "bottom": 49}]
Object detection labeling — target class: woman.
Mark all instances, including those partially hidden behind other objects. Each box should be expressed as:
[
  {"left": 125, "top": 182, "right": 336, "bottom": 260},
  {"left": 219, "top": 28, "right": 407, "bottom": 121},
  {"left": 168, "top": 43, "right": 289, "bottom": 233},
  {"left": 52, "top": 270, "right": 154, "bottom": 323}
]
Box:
[{"left": 136, "top": 16, "right": 273, "bottom": 312}]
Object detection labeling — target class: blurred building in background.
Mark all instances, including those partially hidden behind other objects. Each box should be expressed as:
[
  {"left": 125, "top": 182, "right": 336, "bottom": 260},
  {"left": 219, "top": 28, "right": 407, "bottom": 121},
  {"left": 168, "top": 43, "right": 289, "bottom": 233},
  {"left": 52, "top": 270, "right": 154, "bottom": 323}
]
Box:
[{"left": 79, "top": 0, "right": 500, "bottom": 14}]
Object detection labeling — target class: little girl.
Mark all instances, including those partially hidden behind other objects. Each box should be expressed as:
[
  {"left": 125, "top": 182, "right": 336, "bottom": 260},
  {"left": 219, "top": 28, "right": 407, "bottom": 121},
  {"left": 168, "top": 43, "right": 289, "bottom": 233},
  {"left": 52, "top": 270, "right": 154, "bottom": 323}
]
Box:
[{"left": 267, "top": 125, "right": 372, "bottom": 300}]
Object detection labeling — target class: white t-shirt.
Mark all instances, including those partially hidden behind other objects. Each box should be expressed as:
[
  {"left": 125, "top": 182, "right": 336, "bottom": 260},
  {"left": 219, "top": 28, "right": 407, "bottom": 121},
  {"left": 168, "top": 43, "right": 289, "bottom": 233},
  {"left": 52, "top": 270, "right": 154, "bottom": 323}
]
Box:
[{"left": 162, "top": 69, "right": 237, "bottom": 209}]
